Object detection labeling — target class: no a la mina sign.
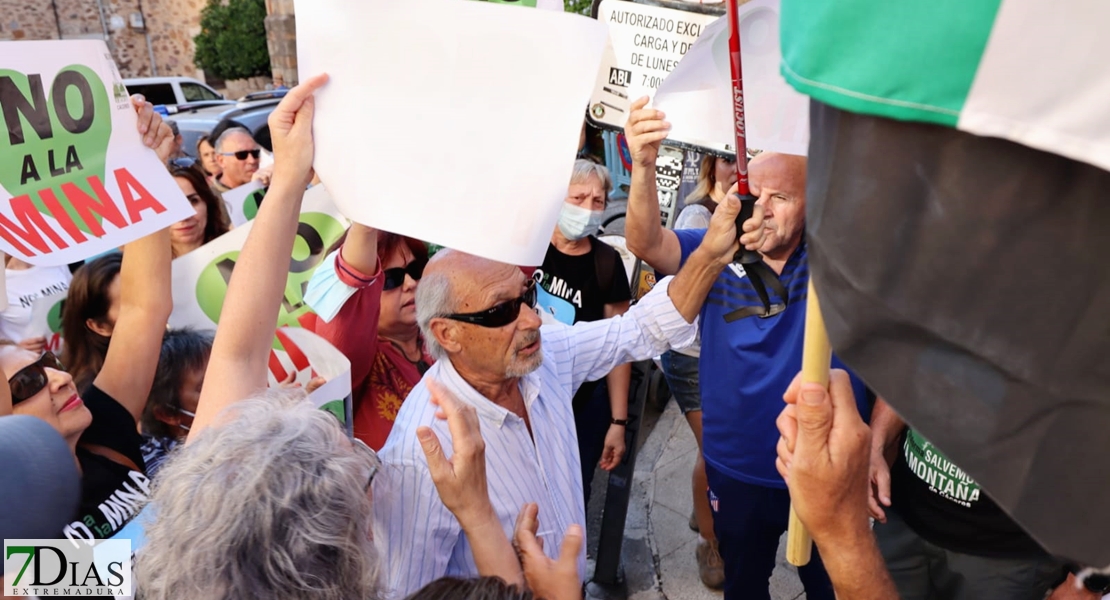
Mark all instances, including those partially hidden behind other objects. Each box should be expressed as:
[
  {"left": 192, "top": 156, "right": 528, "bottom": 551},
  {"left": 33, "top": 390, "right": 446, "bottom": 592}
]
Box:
[{"left": 0, "top": 41, "right": 193, "bottom": 266}]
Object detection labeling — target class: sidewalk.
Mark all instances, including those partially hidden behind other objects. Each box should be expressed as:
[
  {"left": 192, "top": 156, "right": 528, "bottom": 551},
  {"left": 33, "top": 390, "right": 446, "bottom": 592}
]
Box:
[{"left": 588, "top": 398, "right": 806, "bottom": 600}]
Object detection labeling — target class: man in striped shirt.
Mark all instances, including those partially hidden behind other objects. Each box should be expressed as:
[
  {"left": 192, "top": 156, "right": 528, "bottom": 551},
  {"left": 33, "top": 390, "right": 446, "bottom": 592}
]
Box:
[{"left": 372, "top": 193, "right": 766, "bottom": 597}]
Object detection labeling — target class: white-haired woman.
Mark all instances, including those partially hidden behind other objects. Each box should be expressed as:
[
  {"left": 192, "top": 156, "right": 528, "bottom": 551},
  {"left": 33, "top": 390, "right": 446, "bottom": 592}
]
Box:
[{"left": 136, "top": 76, "right": 581, "bottom": 600}]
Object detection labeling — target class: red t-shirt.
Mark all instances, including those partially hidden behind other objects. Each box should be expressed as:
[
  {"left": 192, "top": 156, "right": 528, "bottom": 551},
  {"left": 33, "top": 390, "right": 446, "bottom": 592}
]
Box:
[{"left": 309, "top": 250, "right": 433, "bottom": 450}]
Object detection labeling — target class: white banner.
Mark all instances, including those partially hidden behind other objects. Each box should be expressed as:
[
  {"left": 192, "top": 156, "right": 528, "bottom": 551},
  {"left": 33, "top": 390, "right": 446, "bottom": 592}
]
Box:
[
  {"left": 297, "top": 0, "right": 608, "bottom": 266},
  {"left": 22, "top": 291, "right": 66, "bottom": 355},
  {"left": 0, "top": 41, "right": 194, "bottom": 265},
  {"left": 221, "top": 180, "right": 265, "bottom": 228},
  {"left": 652, "top": 0, "right": 809, "bottom": 156}
]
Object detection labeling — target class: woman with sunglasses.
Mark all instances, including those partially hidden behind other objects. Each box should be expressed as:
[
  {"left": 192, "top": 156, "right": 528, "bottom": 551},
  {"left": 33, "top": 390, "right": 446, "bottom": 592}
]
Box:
[
  {"left": 2, "top": 96, "right": 176, "bottom": 542},
  {"left": 136, "top": 76, "right": 580, "bottom": 600},
  {"left": 306, "top": 222, "right": 432, "bottom": 450}
]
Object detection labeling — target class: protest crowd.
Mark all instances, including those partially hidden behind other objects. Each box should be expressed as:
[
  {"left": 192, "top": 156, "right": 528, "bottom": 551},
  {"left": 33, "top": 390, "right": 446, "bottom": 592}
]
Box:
[{"left": 2, "top": 3, "right": 1108, "bottom": 600}]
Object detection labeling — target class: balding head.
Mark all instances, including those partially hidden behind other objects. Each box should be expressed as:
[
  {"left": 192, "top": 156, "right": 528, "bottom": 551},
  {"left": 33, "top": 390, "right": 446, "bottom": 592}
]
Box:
[
  {"left": 416, "top": 250, "right": 543, "bottom": 385},
  {"left": 749, "top": 152, "right": 807, "bottom": 261}
]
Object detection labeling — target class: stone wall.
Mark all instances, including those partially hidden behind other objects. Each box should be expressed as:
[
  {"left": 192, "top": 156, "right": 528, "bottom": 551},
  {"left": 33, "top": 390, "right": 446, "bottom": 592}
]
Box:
[
  {"left": 265, "top": 0, "right": 297, "bottom": 86},
  {"left": 0, "top": 0, "right": 207, "bottom": 80}
]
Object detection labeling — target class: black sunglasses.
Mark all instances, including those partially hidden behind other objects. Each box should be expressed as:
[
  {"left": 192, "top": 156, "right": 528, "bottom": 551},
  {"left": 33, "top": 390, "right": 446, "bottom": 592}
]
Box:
[
  {"left": 220, "top": 149, "right": 261, "bottom": 161},
  {"left": 383, "top": 260, "right": 425, "bottom": 291},
  {"left": 9, "top": 352, "right": 65, "bottom": 405},
  {"left": 444, "top": 280, "right": 537, "bottom": 328}
]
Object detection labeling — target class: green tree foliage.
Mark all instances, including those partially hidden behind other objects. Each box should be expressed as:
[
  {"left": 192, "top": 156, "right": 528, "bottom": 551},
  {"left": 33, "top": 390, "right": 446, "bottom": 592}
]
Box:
[
  {"left": 564, "top": 0, "right": 593, "bottom": 14},
  {"left": 193, "top": 0, "right": 270, "bottom": 81}
]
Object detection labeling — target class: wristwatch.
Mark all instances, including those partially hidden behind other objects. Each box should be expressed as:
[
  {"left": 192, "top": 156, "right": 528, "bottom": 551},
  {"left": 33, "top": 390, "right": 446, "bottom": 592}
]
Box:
[{"left": 610, "top": 418, "right": 629, "bottom": 426}]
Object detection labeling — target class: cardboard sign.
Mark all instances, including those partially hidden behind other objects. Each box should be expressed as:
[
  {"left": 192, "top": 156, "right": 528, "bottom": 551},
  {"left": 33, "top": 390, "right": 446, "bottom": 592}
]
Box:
[
  {"left": 22, "top": 291, "right": 66, "bottom": 355},
  {"left": 297, "top": 0, "right": 608, "bottom": 266},
  {"left": 0, "top": 41, "right": 194, "bottom": 265},
  {"left": 274, "top": 326, "right": 353, "bottom": 434},
  {"left": 652, "top": 0, "right": 809, "bottom": 155},
  {"left": 587, "top": 1, "right": 719, "bottom": 129},
  {"left": 170, "top": 184, "right": 349, "bottom": 334},
  {"left": 222, "top": 181, "right": 266, "bottom": 227}
]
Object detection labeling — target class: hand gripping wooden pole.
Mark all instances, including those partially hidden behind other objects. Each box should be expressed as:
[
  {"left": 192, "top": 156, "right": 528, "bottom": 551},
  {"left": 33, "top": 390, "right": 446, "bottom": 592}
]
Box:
[{"left": 787, "top": 280, "right": 831, "bottom": 566}]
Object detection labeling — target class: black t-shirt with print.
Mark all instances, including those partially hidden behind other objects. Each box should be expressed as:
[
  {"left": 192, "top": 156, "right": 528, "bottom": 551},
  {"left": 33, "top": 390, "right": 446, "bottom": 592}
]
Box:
[
  {"left": 64, "top": 385, "right": 152, "bottom": 541},
  {"left": 889, "top": 428, "right": 1047, "bottom": 559},
  {"left": 535, "top": 237, "right": 631, "bottom": 412}
]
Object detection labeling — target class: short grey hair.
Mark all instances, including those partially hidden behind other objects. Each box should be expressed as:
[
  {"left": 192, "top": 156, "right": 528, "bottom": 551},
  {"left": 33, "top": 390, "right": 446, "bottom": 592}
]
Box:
[
  {"left": 570, "top": 158, "right": 612, "bottom": 198},
  {"left": 416, "top": 262, "right": 456, "bottom": 361},
  {"left": 214, "top": 126, "right": 255, "bottom": 153},
  {"left": 136, "top": 390, "right": 382, "bottom": 600}
]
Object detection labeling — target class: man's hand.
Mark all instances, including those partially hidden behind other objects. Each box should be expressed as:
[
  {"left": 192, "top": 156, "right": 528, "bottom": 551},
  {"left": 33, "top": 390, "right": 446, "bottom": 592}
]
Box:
[
  {"left": 599, "top": 424, "right": 626, "bottom": 471},
  {"left": 514, "top": 503, "right": 584, "bottom": 600},
  {"left": 775, "top": 369, "right": 871, "bottom": 546},
  {"left": 695, "top": 187, "right": 766, "bottom": 266},
  {"left": 268, "top": 73, "right": 329, "bottom": 189},
  {"left": 417, "top": 378, "right": 494, "bottom": 528},
  {"left": 624, "top": 96, "right": 670, "bottom": 168},
  {"left": 17, "top": 337, "right": 47, "bottom": 354},
  {"left": 251, "top": 164, "right": 274, "bottom": 186},
  {"left": 130, "top": 95, "right": 175, "bottom": 162},
  {"left": 868, "top": 442, "right": 893, "bottom": 523}
]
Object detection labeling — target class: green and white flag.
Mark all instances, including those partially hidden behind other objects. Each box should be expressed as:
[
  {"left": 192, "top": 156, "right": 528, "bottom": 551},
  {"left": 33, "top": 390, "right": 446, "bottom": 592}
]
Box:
[{"left": 781, "top": 0, "right": 1110, "bottom": 172}]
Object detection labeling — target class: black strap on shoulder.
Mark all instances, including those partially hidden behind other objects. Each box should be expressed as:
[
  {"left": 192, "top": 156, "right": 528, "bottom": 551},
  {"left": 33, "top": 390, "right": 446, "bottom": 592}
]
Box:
[{"left": 723, "top": 260, "right": 788, "bottom": 323}]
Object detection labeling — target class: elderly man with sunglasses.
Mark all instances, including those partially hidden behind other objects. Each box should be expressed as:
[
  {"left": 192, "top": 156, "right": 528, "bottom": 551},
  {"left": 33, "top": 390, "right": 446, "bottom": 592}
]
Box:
[
  {"left": 373, "top": 190, "right": 768, "bottom": 597},
  {"left": 211, "top": 126, "right": 262, "bottom": 194}
]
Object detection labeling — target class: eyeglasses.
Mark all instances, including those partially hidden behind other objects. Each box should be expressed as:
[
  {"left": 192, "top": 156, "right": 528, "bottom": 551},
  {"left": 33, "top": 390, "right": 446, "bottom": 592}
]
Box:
[
  {"left": 9, "top": 352, "right": 65, "bottom": 405},
  {"left": 352, "top": 437, "right": 381, "bottom": 491},
  {"left": 444, "top": 279, "right": 537, "bottom": 328},
  {"left": 383, "top": 260, "right": 425, "bottom": 291},
  {"left": 219, "top": 149, "right": 261, "bottom": 161}
]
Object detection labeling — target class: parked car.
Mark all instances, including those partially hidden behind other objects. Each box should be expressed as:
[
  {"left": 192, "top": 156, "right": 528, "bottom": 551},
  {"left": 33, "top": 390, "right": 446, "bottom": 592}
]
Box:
[
  {"left": 238, "top": 89, "right": 289, "bottom": 102},
  {"left": 166, "top": 98, "right": 282, "bottom": 157},
  {"left": 124, "top": 77, "right": 225, "bottom": 109}
]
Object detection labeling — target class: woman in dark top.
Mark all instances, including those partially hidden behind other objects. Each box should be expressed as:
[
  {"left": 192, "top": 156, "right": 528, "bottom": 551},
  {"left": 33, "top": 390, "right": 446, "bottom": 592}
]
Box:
[{"left": 3, "top": 96, "right": 175, "bottom": 542}]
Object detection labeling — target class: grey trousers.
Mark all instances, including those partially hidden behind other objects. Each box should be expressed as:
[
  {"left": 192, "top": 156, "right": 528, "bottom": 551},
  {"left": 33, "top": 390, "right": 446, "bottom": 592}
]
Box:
[{"left": 874, "top": 509, "right": 1063, "bottom": 600}]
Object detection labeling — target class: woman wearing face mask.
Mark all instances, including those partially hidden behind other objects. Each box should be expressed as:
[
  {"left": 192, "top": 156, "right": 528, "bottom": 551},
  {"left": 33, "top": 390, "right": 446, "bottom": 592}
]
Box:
[
  {"left": 305, "top": 223, "right": 431, "bottom": 450},
  {"left": 533, "top": 159, "right": 632, "bottom": 505}
]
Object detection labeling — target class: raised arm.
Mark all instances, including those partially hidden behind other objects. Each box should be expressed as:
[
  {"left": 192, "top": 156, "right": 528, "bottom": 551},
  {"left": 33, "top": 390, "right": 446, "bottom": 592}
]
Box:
[
  {"left": 623, "top": 96, "right": 683, "bottom": 275},
  {"left": 93, "top": 96, "right": 176, "bottom": 423},
  {"left": 340, "top": 223, "right": 378, "bottom": 275},
  {"left": 666, "top": 192, "right": 763, "bottom": 323},
  {"left": 189, "top": 75, "right": 329, "bottom": 440}
]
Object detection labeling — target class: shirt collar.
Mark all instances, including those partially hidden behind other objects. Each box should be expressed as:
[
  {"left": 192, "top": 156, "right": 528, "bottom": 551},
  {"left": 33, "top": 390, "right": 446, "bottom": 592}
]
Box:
[{"left": 432, "top": 358, "right": 539, "bottom": 429}]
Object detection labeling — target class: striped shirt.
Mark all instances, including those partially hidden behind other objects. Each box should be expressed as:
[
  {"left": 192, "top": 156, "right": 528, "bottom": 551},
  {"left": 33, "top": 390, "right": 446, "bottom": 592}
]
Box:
[{"left": 373, "top": 276, "right": 697, "bottom": 597}]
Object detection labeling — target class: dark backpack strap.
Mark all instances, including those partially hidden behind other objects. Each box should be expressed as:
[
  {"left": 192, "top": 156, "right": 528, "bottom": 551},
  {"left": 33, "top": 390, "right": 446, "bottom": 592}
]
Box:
[{"left": 592, "top": 236, "right": 617, "bottom": 301}]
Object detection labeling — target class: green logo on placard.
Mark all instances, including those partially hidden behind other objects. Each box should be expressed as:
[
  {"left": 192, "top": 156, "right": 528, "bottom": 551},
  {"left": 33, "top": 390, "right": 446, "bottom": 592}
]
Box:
[
  {"left": 242, "top": 188, "right": 266, "bottom": 222},
  {"left": 0, "top": 66, "right": 112, "bottom": 233},
  {"left": 46, "top": 298, "right": 65, "bottom": 334},
  {"left": 194, "top": 212, "right": 346, "bottom": 346}
]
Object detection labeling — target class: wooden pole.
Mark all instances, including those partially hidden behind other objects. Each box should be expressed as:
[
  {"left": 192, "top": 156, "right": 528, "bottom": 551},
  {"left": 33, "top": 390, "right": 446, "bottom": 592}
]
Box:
[{"left": 787, "top": 280, "right": 831, "bottom": 566}]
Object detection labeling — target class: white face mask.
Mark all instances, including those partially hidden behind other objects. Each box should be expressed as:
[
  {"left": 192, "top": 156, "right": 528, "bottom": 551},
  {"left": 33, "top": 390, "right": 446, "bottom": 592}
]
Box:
[{"left": 557, "top": 203, "right": 603, "bottom": 241}]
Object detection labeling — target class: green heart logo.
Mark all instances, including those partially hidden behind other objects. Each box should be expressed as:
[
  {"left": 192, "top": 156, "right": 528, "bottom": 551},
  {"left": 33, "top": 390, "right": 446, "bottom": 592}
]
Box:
[
  {"left": 194, "top": 211, "right": 347, "bottom": 348},
  {"left": 0, "top": 65, "right": 112, "bottom": 236}
]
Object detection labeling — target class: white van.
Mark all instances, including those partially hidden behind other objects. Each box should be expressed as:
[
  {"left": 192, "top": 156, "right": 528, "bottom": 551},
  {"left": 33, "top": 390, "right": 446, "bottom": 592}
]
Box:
[{"left": 123, "top": 77, "right": 224, "bottom": 108}]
